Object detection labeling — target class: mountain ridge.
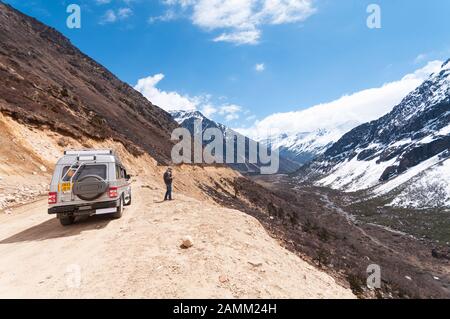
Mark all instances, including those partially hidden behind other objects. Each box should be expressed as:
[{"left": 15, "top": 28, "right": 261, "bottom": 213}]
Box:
[
  {"left": 0, "top": 1, "right": 177, "bottom": 164},
  {"left": 258, "top": 121, "right": 359, "bottom": 165},
  {"left": 298, "top": 59, "right": 450, "bottom": 209},
  {"left": 171, "top": 110, "right": 301, "bottom": 174}
]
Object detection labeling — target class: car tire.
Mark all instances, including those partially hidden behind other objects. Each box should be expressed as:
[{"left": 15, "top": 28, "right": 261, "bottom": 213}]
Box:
[
  {"left": 112, "top": 197, "right": 123, "bottom": 219},
  {"left": 124, "top": 194, "right": 132, "bottom": 206},
  {"left": 59, "top": 215, "right": 75, "bottom": 226},
  {"left": 72, "top": 175, "right": 108, "bottom": 201}
]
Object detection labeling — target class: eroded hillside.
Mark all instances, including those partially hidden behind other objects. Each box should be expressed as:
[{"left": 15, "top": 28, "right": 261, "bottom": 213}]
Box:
[{"left": 0, "top": 2, "right": 176, "bottom": 163}]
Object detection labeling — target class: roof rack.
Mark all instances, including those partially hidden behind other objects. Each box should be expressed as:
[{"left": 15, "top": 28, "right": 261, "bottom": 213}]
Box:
[{"left": 64, "top": 149, "right": 114, "bottom": 156}]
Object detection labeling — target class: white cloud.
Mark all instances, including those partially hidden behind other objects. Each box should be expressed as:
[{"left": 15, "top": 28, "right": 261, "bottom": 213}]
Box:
[
  {"left": 100, "top": 9, "right": 117, "bottom": 24},
  {"left": 134, "top": 74, "right": 243, "bottom": 122},
  {"left": 100, "top": 7, "right": 133, "bottom": 24},
  {"left": 149, "top": 10, "right": 177, "bottom": 23},
  {"left": 255, "top": 63, "right": 265, "bottom": 72},
  {"left": 214, "top": 30, "right": 261, "bottom": 45},
  {"left": 219, "top": 104, "right": 242, "bottom": 121},
  {"left": 236, "top": 61, "right": 443, "bottom": 140},
  {"left": 225, "top": 114, "right": 239, "bottom": 121},
  {"left": 160, "top": 0, "right": 316, "bottom": 45},
  {"left": 134, "top": 74, "right": 198, "bottom": 111},
  {"left": 219, "top": 104, "right": 241, "bottom": 114},
  {"left": 414, "top": 53, "right": 427, "bottom": 64},
  {"left": 201, "top": 104, "right": 218, "bottom": 117},
  {"left": 118, "top": 8, "right": 133, "bottom": 19},
  {"left": 96, "top": 0, "right": 112, "bottom": 5}
]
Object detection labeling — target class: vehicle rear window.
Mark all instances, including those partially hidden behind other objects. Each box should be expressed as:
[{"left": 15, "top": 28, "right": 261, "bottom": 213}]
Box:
[{"left": 62, "top": 165, "right": 107, "bottom": 181}]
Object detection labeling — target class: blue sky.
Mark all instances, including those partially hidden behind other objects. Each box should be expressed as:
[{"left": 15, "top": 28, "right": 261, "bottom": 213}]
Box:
[{"left": 4, "top": 0, "right": 450, "bottom": 134}]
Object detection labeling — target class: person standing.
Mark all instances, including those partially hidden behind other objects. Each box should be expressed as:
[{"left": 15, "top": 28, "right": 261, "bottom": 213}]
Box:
[{"left": 163, "top": 168, "right": 173, "bottom": 201}]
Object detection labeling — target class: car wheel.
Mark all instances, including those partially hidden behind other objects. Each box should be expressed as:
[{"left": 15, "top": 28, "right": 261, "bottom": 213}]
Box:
[
  {"left": 112, "top": 197, "right": 123, "bottom": 219},
  {"left": 59, "top": 215, "right": 75, "bottom": 226},
  {"left": 124, "top": 194, "right": 132, "bottom": 206}
]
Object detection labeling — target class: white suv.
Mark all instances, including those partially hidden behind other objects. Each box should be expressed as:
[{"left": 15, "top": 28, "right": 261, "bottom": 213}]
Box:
[{"left": 48, "top": 149, "right": 132, "bottom": 226}]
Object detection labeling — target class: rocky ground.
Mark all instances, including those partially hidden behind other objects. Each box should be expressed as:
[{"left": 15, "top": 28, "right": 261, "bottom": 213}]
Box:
[{"left": 0, "top": 183, "right": 48, "bottom": 213}]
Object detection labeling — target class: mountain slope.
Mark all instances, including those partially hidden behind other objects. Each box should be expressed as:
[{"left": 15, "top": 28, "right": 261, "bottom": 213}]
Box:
[
  {"left": 0, "top": 2, "right": 177, "bottom": 164},
  {"left": 301, "top": 59, "right": 450, "bottom": 208},
  {"left": 171, "top": 110, "right": 301, "bottom": 174},
  {"left": 259, "top": 121, "right": 359, "bottom": 165}
]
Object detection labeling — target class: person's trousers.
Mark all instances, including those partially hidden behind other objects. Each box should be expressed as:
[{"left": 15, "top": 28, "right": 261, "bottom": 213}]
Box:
[{"left": 164, "top": 184, "right": 172, "bottom": 200}]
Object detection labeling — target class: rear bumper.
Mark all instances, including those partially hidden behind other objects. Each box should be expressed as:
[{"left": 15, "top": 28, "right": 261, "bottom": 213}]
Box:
[{"left": 48, "top": 200, "right": 119, "bottom": 215}]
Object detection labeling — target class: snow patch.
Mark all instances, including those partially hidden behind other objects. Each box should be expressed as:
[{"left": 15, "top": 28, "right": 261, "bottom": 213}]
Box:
[
  {"left": 316, "top": 157, "right": 396, "bottom": 192},
  {"left": 374, "top": 154, "right": 445, "bottom": 196},
  {"left": 389, "top": 159, "right": 450, "bottom": 208}
]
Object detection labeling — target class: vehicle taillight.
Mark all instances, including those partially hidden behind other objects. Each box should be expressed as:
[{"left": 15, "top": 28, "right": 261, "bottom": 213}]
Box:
[
  {"left": 48, "top": 192, "right": 57, "bottom": 205},
  {"left": 109, "top": 187, "right": 118, "bottom": 198}
]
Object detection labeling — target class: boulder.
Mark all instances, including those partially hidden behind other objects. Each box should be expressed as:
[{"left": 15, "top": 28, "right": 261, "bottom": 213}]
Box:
[{"left": 181, "top": 236, "right": 194, "bottom": 249}]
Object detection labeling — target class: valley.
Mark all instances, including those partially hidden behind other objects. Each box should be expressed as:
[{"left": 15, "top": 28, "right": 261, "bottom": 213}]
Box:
[
  {"left": 244, "top": 174, "right": 450, "bottom": 298},
  {"left": 0, "top": 1, "right": 449, "bottom": 300}
]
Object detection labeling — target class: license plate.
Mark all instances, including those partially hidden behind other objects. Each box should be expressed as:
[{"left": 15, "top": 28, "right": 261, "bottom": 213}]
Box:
[
  {"left": 96, "top": 208, "right": 117, "bottom": 215},
  {"left": 60, "top": 182, "right": 72, "bottom": 192}
]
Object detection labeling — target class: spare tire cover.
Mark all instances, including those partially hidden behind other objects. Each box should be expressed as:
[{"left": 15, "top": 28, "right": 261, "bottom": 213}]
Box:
[{"left": 73, "top": 175, "right": 108, "bottom": 201}]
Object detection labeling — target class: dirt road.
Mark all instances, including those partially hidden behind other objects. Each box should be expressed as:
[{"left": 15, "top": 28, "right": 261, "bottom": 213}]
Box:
[{"left": 0, "top": 181, "right": 354, "bottom": 299}]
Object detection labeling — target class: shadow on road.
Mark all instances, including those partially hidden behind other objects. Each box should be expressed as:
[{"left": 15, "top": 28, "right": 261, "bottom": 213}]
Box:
[
  {"left": 153, "top": 200, "right": 168, "bottom": 204},
  {"left": 0, "top": 215, "right": 112, "bottom": 244}
]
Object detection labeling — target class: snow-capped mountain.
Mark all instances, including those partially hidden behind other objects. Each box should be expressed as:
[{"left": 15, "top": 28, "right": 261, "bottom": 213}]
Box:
[
  {"left": 171, "top": 110, "right": 229, "bottom": 137},
  {"left": 302, "top": 59, "right": 450, "bottom": 209},
  {"left": 259, "top": 121, "right": 359, "bottom": 165},
  {"left": 170, "top": 110, "right": 301, "bottom": 174}
]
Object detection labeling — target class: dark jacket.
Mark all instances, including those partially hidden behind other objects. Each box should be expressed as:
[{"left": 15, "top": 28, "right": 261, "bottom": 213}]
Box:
[{"left": 163, "top": 171, "right": 173, "bottom": 185}]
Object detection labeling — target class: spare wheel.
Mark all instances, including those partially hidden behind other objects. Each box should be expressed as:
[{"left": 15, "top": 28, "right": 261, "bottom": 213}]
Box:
[{"left": 73, "top": 175, "right": 108, "bottom": 201}]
